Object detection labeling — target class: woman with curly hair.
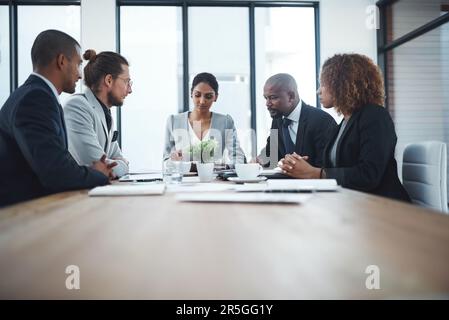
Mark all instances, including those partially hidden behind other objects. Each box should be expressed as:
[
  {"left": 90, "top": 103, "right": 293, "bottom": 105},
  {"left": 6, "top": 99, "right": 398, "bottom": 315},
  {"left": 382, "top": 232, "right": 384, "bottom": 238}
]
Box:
[{"left": 279, "top": 53, "right": 410, "bottom": 202}]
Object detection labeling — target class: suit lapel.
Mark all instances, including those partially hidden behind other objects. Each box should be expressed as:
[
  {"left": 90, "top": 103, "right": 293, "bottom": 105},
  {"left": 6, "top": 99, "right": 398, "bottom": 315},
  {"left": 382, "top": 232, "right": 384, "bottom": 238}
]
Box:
[
  {"left": 58, "top": 103, "right": 68, "bottom": 148},
  {"left": 29, "top": 75, "right": 68, "bottom": 148},
  {"left": 323, "top": 122, "right": 340, "bottom": 167},
  {"left": 295, "top": 101, "right": 308, "bottom": 155},
  {"left": 334, "top": 114, "right": 356, "bottom": 166},
  {"left": 85, "top": 88, "right": 109, "bottom": 152},
  {"left": 274, "top": 118, "right": 286, "bottom": 157}
]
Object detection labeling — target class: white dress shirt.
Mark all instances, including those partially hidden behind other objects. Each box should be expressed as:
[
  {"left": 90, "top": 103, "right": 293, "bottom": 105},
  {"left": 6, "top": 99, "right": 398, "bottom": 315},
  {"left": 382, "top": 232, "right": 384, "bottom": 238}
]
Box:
[{"left": 284, "top": 99, "right": 302, "bottom": 145}]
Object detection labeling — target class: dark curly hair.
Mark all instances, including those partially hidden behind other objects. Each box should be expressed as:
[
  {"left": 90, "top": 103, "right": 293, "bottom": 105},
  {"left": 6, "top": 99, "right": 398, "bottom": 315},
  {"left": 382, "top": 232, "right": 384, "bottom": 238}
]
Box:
[{"left": 320, "top": 53, "right": 385, "bottom": 115}]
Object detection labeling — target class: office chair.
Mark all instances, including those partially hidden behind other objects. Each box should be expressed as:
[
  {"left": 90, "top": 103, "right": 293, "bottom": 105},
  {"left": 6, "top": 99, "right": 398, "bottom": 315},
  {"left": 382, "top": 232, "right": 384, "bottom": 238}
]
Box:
[{"left": 402, "top": 141, "right": 448, "bottom": 213}]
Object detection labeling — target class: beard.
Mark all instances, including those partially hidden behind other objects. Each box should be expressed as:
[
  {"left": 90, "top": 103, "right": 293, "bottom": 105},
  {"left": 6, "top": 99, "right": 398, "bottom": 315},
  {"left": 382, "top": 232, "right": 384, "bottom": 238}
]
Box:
[
  {"left": 268, "top": 108, "right": 282, "bottom": 119},
  {"left": 107, "top": 91, "right": 124, "bottom": 107},
  {"left": 66, "top": 85, "right": 76, "bottom": 94}
]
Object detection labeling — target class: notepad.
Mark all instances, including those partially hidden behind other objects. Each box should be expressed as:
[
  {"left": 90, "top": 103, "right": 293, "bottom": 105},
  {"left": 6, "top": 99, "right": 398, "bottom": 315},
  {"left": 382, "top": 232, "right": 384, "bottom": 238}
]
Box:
[
  {"left": 176, "top": 192, "right": 311, "bottom": 204},
  {"left": 88, "top": 184, "right": 165, "bottom": 196}
]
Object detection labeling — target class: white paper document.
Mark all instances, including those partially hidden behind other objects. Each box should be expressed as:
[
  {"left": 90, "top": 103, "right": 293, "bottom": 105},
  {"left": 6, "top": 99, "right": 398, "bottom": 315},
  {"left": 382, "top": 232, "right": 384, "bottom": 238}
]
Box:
[
  {"left": 88, "top": 184, "right": 166, "bottom": 196},
  {"left": 119, "top": 173, "right": 163, "bottom": 182},
  {"left": 176, "top": 192, "right": 311, "bottom": 204},
  {"left": 268, "top": 179, "right": 338, "bottom": 191},
  {"left": 166, "top": 182, "right": 235, "bottom": 193},
  {"left": 235, "top": 179, "right": 339, "bottom": 192}
]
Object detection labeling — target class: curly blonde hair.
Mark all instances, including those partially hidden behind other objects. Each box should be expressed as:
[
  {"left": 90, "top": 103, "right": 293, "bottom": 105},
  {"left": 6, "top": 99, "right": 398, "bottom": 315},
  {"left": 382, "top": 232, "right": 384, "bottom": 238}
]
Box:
[{"left": 320, "top": 53, "right": 385, "bottom": 115}]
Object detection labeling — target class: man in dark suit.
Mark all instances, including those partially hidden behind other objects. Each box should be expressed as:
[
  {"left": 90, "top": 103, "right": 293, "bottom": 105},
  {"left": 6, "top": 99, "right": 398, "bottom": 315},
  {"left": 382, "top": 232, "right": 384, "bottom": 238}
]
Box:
[
  {"left": 257, "top": 73, "right": 337, "bottom": 168},
  {"left": 0, "top": 30, "right": 115, "bottom": 207}
]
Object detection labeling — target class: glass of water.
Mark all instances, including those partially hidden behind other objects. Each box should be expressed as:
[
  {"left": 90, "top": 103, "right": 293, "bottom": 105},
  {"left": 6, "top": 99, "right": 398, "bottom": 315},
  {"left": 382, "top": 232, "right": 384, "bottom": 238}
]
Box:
[{"left": 163, "top": 160, "right": 183, "bottom": 184}]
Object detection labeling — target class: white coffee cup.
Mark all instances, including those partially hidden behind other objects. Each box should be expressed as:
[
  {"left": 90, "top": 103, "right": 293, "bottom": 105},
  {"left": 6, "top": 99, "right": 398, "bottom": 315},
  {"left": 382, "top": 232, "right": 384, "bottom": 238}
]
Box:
[
  {"left": 235, "top": 163, "right": 262, "bottom": 180},
  {"left": 197, "top": 163, "right": 215, "bottom": 182}
]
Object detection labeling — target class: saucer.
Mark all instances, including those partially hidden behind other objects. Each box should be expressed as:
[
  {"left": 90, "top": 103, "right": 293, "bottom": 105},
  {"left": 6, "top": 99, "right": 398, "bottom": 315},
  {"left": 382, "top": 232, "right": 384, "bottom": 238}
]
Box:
[{"left": 228, "top": 176, "right": 267, "bottom": 184}]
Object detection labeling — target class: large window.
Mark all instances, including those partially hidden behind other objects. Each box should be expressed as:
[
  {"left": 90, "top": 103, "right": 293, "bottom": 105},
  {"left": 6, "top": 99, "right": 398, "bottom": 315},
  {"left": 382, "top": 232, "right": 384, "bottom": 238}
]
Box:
[
  {"left": 387, "top": 24, "right": 449, "bottom": 173},
  {"left": 17, "top": 5, "right": 80, "bottom": 104},
  {"left": 255, "top": 6, "right": 316, "bottom": 153},
  {"left": 120, "top": 6, "right": 183, "bottom": 172},
  {"left": 379, "top": 0, "right": 449, "bottom": 189},
  {"left": 189, "top": 7, "right": 251, "bottom": 159},
  {"left": 388, "top": 0, "right": 449, "bottom": 43},
  {"left": 0, "top": 5, "right": 9, "bottom": 106},
  {"left": 119, "top": 2, "right": 319, "bottom": 170}
]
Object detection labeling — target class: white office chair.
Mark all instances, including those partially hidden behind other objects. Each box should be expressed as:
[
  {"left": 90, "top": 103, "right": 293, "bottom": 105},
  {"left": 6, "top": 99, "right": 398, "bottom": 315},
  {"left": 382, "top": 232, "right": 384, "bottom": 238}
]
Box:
[{"left": 402, "top": 141, "right": 448, "bottom": 213}]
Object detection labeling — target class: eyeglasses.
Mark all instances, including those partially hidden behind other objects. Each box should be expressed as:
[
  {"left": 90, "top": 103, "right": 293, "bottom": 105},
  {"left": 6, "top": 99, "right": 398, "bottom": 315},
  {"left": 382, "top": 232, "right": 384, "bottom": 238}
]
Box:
[{"left": 117, "top": 76, "right": 133, "bottom": 88}]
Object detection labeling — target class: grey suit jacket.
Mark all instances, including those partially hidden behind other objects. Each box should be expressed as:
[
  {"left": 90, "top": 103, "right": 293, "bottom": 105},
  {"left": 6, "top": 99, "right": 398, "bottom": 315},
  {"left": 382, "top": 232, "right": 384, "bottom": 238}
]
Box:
[
  {"left": 63, "top": 87, "right": 129, "bottom": 177},
  {"left": 164, "top": 111, "right": 245, "bottom": 164}
]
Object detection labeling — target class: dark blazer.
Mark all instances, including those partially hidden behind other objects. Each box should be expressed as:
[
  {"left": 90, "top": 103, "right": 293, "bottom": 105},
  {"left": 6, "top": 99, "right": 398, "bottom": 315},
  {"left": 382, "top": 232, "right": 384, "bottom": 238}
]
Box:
[
  {"left": 323, "top": 104, "right": 410, "bottom": 202},
  {"left": 259, "top": 101, "right": 337, "bottom": 168},
  {"left": 0, "top": 75, "right": 109, "bottom": 207}
]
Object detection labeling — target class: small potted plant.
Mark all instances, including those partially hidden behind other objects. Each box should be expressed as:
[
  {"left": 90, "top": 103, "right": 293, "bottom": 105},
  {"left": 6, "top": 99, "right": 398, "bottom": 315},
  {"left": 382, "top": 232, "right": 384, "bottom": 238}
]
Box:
[
  {"left": 185, "top": 139, "right": 218, "bottom": 164},
  {"left": 186, "top": 139, "right": 218, "bottom": 182}
]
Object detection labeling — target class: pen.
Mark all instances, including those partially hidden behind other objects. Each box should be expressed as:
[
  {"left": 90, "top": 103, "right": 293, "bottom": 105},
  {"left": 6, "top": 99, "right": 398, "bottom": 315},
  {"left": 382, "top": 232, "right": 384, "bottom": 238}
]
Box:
[
  {"left": 264, "top": 189, "right": 314, "bottom": 193},
  {"left": 134, "top": 178, "right": 163, "bottom": 182}
]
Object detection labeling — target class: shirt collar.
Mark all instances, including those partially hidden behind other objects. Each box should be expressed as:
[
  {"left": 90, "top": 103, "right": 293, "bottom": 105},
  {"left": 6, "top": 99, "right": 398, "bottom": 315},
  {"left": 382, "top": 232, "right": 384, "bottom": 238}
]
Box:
[
  {"left": 31, "top": 72, "right": 61, "bottom": 104},
  {"left": 286, "top": 99, "right": 302, "bottom": 122},
  {"left": 94, "top": 94, "right": 110, "bottom": 114}
]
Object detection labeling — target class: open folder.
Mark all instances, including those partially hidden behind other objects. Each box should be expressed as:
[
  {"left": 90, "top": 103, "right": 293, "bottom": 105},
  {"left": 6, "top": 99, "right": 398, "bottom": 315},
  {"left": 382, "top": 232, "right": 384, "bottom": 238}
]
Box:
[{"left": 88, "top": 184, "right": 165, "bottom": 196}]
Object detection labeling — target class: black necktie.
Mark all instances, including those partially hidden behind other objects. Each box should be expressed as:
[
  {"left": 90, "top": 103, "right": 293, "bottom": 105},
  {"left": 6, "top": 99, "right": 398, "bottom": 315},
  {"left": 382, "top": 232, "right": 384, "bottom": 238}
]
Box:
[
  {"left": 102, "top": 105, "right": 112, "bottom": 133},
  {"left": 282, "top": 117, "right": 295, "bottom": 155}
]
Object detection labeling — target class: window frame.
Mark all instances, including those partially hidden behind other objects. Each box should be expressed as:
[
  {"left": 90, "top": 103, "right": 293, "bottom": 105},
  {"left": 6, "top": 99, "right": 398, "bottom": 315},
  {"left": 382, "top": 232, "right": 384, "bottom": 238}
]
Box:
[
  {"left": 117, "top": 0, "right": 320, "bottom": 149},
  {"left": 1, "top": 0, "right": 81, "bottom": 93},
  {"left": 377, "top": 0, "right": 449, "bottom": 110}
]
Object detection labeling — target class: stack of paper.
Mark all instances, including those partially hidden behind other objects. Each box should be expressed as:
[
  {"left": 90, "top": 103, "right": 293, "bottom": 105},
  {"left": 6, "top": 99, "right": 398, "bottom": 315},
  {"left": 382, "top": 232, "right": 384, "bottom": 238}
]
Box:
[
  {"left": 88, "top": 184, "right": 165, "bottom": 196},
  {"left": 268, "top": 179, "right": 338, "bottom": 191},
  {"left": 176, "top": 192, "right": 310, "bottom": 204},
  {"left": 166, "top": 183, "right": 235, "bottom": 193}
]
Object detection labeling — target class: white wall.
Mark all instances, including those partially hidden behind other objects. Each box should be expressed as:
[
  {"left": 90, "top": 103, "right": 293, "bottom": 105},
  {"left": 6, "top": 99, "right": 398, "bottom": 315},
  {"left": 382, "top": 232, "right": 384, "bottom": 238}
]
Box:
[{"left": 319, "top": 0, "right": 378, "bottom": 120}]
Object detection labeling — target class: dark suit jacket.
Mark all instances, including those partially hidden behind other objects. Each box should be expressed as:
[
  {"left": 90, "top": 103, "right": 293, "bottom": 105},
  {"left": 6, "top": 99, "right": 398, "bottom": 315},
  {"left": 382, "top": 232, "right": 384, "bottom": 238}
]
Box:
[
  {"left": 259, "top": 101, "right": 337, "bottom": 168},
  {"left": 323, "top": 104, "right": 410, "bottom": 202},
  {"left": 0, "top": 75, "right": 109, "bottom": 207}
]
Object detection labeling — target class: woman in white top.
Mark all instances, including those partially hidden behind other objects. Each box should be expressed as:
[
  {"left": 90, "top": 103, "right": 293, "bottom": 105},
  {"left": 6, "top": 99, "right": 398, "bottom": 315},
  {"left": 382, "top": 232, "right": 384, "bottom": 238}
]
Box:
[{"left": 163, "top": 72, "right": 245, "bottom": 165}]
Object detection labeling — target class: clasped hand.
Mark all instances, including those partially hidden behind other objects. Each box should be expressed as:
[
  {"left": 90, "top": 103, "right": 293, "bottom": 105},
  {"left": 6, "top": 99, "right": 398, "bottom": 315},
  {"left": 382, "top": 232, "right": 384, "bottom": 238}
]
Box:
[{"left": 277, "top": 152, "right": 321, "bottom": 179}]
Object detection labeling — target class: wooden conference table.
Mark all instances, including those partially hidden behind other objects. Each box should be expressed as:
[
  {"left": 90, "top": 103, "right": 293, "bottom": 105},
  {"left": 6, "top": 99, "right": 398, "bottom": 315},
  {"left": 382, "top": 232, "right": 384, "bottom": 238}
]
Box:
[{"left": 0, "top": 179, "right": 448, "bottom": 299}]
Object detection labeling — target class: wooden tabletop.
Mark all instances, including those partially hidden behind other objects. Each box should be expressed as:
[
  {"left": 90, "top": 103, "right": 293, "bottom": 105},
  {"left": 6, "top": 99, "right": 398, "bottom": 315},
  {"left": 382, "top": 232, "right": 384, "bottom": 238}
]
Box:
[{"left": 0, "top": 184, "right": 448, "bottom": 299}]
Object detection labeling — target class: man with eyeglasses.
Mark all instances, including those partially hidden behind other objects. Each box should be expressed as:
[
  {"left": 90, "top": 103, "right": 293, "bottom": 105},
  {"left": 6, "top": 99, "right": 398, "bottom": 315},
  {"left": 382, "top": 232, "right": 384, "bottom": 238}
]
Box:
[
  {"left": 64, "top": 49, "right": 132, "bottom": 178},
  {"left": 257, "top": 73, "right": 336, "bottom": 169}
]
